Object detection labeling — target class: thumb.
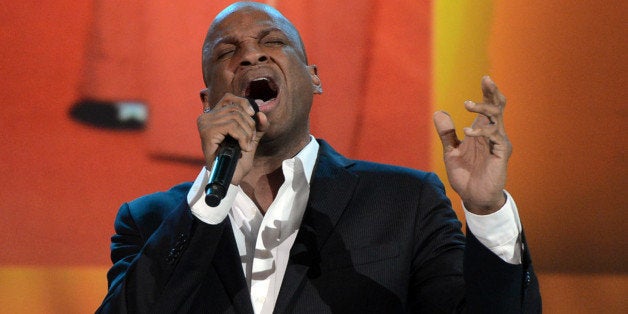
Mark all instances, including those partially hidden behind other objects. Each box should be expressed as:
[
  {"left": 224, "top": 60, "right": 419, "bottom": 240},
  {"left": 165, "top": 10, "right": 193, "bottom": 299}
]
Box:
[
  {"left": 433, "top": 111, "right": 460, "bottom": 152},
  {"left": 246, "top": 111, "right": 269, "bottom": 151}
]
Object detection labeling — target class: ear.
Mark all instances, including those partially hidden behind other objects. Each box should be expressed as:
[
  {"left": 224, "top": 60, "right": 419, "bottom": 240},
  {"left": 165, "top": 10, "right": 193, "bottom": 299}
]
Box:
[
  {"left": 308, "top": 65, "right": 323, "bottom": 94},
  {"left": 199, "top": 88, "right": 211, "bottom": 111}
]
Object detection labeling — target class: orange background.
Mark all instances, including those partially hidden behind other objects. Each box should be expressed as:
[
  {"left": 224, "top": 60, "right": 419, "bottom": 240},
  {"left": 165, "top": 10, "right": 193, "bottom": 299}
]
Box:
[{"left": 0, "top": 0, "right": 626, "bottom": 312}]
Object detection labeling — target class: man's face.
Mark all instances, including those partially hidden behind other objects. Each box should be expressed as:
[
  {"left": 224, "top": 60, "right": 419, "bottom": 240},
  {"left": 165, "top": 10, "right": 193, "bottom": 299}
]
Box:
[{"left": 202, "top": 6, "right": 321, "bottom": 146}]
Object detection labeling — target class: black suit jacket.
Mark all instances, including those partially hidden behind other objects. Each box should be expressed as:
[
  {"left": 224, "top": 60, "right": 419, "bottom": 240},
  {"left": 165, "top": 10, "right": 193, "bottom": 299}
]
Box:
[{"left": 97, "top": 140, "right": 541, "bottom": 313}]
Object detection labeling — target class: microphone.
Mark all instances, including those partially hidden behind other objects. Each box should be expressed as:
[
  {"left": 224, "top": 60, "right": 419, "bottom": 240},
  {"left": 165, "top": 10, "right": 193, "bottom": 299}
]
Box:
[{"left": 205, "top": 98, "right": 259, "bottom": 207}]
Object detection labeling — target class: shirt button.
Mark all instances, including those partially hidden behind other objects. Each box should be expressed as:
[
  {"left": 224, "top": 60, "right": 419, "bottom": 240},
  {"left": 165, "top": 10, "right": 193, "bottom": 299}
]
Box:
[{"left": 255, "top": 296, "right": 266, "bottom": 304}]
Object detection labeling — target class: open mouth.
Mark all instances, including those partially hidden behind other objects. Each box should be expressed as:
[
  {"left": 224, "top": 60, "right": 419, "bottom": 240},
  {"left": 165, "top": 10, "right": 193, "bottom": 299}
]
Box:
[{"left": 245, "top": 77, "right": 278, "bottom": 103}]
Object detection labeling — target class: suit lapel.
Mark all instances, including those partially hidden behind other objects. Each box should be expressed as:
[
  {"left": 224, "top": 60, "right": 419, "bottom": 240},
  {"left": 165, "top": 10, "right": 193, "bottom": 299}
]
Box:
[{"left": 274, "top": 140, "right": 358, "bottom": 313}]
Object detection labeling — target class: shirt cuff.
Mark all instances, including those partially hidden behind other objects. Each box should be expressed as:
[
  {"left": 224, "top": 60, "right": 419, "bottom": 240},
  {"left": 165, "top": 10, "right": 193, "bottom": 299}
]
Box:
[
  {"left": 187, "top": 167, "right": 237, "bottom": 225},
  {"left": 464, "top": 190, "right": 522, "bottom": 264}
]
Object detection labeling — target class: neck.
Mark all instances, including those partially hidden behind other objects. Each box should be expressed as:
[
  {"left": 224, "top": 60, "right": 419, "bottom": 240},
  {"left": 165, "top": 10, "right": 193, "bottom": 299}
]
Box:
[
  {"left": 240, "top": 166, "right": 283, "bottom": 214},
  {"left": 256, "top": 130, "right": 310, "bottom": 158},
  {"left": 240, "top": 134, "right": 311, "bottom": 213}
]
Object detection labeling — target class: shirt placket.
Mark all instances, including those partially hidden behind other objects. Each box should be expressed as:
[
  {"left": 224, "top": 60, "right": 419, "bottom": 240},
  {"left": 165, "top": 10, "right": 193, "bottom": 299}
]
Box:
[{"left": 249, "top": 162, "right": 296, "bottom": 313}]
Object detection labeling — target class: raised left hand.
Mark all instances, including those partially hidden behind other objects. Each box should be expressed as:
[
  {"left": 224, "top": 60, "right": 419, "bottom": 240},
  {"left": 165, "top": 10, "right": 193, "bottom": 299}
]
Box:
[{"left": 433, "top": 76, "right": 512, "bottom": 215}]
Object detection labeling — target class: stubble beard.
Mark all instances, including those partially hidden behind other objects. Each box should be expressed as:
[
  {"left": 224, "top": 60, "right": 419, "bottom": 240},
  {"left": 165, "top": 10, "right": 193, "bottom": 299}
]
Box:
[{"left": 255, "top": 119, "right": 310, "bottom": 160}]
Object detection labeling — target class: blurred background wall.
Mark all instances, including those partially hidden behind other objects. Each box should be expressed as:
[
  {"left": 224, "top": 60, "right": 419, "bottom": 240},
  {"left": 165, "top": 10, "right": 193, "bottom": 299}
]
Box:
[{"left": 0, "top": 0, "right": 625, "bottom": 312}]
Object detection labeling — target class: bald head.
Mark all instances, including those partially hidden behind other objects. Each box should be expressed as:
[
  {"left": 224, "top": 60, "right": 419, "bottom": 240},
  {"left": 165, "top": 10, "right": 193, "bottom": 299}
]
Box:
[
  {"left": 202, "top": 2, "right": 307, "bottom": 83},
  {"left": 210, "top": 2, "right": 289, "bottom": 30}
]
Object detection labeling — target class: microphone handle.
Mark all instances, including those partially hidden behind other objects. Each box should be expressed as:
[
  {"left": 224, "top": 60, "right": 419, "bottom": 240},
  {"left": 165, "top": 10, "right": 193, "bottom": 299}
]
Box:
[
  {"left": 204, "top": 98, "right": 259, "bottom": 207},
  {"left": 205, "top": 137, "right": 240, "bottom": 207}
]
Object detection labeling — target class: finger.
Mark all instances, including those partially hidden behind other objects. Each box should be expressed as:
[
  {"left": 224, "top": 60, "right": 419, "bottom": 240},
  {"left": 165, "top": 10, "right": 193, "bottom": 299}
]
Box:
[
  {"left": 198, "top": 104, "right": 257, "bottom": 152},
  {"left": 254, "top": 111, "right": 269, "bottom": 133},
  {"left": 226, "top": 97, "right": 260, "bottom": 135},
  {"left": 237, "top": 97, "right": 258, "bottom": 117},
  {"left": 197, "top": 118, "right": 250, "bottom": 157},
  {"left": 217, "top": 105, "right": 258, "bottom": 151},
  {"left": 481, "top": 76, "right": 507, "bottom": 109},
  {"left": 463, "top": 126, "right": 499, "bottom": 138},
  {"left": 433, "top": 111, "right": 461, "bottom": 151},
  {"left": 226, "top": 98, "right": 263, "bottom": 151},
  {"left": 212, "top": 95, "right": 257, "bottom": 117},
  {"left": 464, "top": 100, "right": 501, "bottom": 124},
  {"left": 214, "top": 102, "right": 257, "bottom": 129},
  {"left": 463, "top": 126, "right": 511, "bottom": 156},
  {"left": 470, "top": 114, "right": 495, "bottom": 129}
]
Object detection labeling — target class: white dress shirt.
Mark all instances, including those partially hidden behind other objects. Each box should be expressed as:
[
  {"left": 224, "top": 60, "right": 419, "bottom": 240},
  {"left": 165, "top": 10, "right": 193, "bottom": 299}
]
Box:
[{"left": 187, "top": 136, "right": 522, "bottom": 314}]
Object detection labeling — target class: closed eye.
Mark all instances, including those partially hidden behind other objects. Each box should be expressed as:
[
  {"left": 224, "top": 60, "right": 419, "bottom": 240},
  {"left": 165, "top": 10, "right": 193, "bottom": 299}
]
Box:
[
  {"left": 216, "top": 49, "right": 235, "bottom": 60},
  {"left": 214, "top": 42, "right": 237, "bottom": 60},
  {"left": 262, "top": 34, "right": 287, "bottom": 46},
  {"left": 264, "top": 40, "right": 285, "bottom": 47}
]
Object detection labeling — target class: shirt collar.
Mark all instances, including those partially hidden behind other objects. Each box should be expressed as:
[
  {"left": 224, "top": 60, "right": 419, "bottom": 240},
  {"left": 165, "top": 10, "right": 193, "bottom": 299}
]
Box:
[
  {"left": 293, "top": 135, "right": 319, "bottom": 184},
  {"left": 233, "top": 135, "right": 318, "bottom": 237},
  {"left": 187, "top": 135, "right": 319, "bottom": 209}
]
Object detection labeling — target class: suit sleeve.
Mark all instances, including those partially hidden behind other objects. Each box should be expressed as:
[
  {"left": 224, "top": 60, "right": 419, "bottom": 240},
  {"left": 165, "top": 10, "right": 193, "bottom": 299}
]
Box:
[
  {"left": 408, "top": 173, "right": 541, "bottom": 313},
  {"left": 96, "top": 197, "right": 229, "bottom": 313},
  {"left": 464, "top": 227, "right": 542, "bottom": 313}
]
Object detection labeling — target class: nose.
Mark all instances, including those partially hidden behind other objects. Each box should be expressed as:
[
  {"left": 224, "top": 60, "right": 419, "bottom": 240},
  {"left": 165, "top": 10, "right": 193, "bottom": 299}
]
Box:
[{"left": 238, "top": 44, "right": 268, "bottom": 67}]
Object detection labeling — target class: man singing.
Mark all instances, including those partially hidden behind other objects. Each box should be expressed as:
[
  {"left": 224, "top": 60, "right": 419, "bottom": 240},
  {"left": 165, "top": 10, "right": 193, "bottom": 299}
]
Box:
[{"left": 97, "top": 2, "right": 541, "bottom": 313}]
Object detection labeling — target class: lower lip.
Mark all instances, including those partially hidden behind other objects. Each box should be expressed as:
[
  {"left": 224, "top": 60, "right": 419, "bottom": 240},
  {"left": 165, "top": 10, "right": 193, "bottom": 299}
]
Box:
[{"left": 257, "top": 98, "right": 278, "bottom": 113}]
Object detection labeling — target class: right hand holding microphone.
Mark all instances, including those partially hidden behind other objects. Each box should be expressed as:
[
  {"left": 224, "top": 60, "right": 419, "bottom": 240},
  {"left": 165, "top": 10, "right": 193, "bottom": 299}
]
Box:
[{"left": 197, "top": 92, "right": 269, "bottom": 192}]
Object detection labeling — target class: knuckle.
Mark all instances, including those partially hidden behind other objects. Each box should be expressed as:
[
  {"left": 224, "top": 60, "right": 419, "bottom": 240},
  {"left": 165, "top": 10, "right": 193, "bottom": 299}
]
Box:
[
  {"left": 491, "top": 107, "right": 502, "bottom": 116},
  {"left": 498, "top": 94, "right": 507, "bottom": 104},
  {"left": 225, "top": 102, "right": 239, "bottom": 111},
  {"left": 226, "top": 118, "right": 239, "bottom": 128},
  {"left": 197, "top": 115, "right": 207, "bottom": 128}
]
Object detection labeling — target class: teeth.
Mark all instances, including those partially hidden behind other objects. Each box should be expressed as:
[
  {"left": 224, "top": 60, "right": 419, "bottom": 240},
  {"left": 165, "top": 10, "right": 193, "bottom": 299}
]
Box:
[{"left": 252, "top": 77, "right": 268, "bottom": 82}]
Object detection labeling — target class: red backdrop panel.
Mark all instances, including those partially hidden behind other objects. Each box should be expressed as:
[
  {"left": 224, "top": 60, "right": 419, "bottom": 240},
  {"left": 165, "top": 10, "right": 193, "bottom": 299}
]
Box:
[{"left": 0, "top": 0, "right": 431, "bottom": 265}]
